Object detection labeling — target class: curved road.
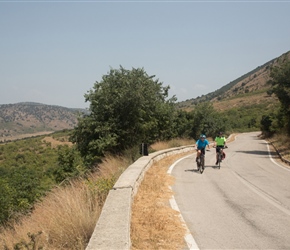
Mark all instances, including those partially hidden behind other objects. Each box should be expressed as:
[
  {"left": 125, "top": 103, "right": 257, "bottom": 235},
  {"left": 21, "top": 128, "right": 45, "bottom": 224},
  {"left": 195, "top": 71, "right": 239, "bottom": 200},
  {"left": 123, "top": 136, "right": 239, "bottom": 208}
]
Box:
[{"left": 170, "top": 132, "right": 290, "bottom": 249}]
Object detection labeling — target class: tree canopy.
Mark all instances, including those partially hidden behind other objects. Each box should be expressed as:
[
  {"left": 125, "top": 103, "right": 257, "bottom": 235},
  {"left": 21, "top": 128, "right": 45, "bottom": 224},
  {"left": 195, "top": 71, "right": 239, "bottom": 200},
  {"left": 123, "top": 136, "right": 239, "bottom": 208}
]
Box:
[
  {"left": 70, "top": 66, "right": 177, "bottom": 166},
  {"left": 190, "top": 102, "right": 229, "bottom": 139},
  {"left": 269, "top": 57, "right": 290, "bottom": 134}
]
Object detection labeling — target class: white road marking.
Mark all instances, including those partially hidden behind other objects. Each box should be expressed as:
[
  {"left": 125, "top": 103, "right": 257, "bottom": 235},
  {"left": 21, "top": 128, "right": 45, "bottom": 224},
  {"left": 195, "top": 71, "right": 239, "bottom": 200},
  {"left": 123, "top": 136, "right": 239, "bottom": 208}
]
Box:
[
  {"left": 167, "top": 155, "right": 191, "bottom": 174},
  {"left": 230, "top": 139, "right": 290, "bottom": 216},
  {"left": 231, "top": 171, "right": 290, "bottom": 217},
  {"left": 168, "top": 155, "right": 200, "bottom": 250},
  {"left": 264, "top": 140, "right": 290, "bottom": 172}
]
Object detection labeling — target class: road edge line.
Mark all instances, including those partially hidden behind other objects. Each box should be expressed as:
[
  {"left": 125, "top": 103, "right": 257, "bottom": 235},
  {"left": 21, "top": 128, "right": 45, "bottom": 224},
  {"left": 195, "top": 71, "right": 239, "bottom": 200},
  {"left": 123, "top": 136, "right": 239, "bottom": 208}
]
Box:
[
  {"left": 168, "top": 155, "right": 200, "bottom": 250},
  {"left": 264, "top": 140, "right": 290, "bottom": 172}
]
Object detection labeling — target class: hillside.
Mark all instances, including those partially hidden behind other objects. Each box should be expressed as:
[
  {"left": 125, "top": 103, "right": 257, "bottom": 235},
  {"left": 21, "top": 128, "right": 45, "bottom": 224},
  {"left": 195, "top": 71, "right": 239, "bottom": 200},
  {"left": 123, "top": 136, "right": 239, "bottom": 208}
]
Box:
[
  {"left": 177, "top": 50, "right": 290, "bottom": 111},
  {"left": 0, "top": 102, "right": 86, "bottom": 142},
  {"left": 1, "top": 50, "right": 289, "bottom": 141}
]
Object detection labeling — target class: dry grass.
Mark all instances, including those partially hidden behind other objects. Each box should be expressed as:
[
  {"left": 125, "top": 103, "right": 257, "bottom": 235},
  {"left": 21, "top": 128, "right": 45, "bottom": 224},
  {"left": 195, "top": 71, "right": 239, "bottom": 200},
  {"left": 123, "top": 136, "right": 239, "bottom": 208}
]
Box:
[
  {"left": 0, "top": 139, "right": 193, "bottom": 250},
  {"left": 267, "top": 134, "right": 290, "bottom": 161},
  {"left": 0, "top": 179, "right": 99, "bottom": 250},
  {"left": 212, "top": 92, "right": 278, "bottom": 112},
  {"left": 0, "top": 131, "right": 54, "bottom": 143},
  {"left": 150, "top": 138, "right": 194, "bottom": 152},
  {"left": 131, "top": 152, "right": 194, "bottom": 250},
  {"left": 42, "top": 136, "right": 73, "bottom": 148},
  {"left": 0, "top": 154, "right": 130, "bottom": 250}
]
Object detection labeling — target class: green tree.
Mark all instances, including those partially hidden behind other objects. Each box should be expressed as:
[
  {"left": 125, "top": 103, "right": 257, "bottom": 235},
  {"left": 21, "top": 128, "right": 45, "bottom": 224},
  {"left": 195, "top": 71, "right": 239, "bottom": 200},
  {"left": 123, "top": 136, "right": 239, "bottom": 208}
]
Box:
[
  {"left": 70, "top": 66, "right": 176, "bottom": 166},
  {"left": 8, "top": 166, "right": 43, "bottom": 212},
  {"left": 260, "top": 115, "right": 274, "bottom": 136},
  {"left": 269, "top": 58, "right": 290, "bottom": 134},
  {"left": 190, "top": 102, "right": 228, "bottom": 139},
  {"left": 172, "top": 110, "right": 194, "bottom": 138},
  {"left": 53, "top": 145, "right": 86, "bottom": 182}
]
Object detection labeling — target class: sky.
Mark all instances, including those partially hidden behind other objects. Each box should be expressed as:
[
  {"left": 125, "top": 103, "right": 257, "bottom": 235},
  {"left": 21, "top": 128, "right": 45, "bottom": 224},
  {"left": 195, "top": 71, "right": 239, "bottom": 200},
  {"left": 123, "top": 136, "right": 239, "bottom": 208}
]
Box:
[{"left": 0, "top": 0, "right": 290, "bottom": 109}]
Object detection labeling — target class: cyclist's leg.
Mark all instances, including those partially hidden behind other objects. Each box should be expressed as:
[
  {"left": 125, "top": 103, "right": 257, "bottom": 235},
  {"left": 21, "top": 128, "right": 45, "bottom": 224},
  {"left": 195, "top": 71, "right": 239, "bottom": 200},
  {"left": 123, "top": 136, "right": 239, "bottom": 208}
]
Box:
[
  {"left": 215, "top": 147, "right": 220, "bottom": 164},
  {"left": 196, "top": 149, "right": 201, "bottom": 161}
]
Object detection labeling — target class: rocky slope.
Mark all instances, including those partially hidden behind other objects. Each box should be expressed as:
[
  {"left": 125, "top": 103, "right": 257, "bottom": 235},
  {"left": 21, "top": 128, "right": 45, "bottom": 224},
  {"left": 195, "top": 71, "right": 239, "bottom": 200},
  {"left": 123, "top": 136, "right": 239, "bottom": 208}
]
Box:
[{"left": 177, "top": 50, "right": 290, "bottom": 111}]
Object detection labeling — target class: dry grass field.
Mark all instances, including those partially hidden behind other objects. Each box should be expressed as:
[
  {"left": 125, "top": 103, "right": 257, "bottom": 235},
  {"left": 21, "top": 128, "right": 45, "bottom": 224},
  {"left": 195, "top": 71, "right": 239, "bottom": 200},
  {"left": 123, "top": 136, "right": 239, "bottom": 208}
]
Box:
[
  {"left": 212, "top": 92, "right": 278, "bottom": 111},
  {"left": 42, "top": 136, "right": 73, "bottom": 148}
]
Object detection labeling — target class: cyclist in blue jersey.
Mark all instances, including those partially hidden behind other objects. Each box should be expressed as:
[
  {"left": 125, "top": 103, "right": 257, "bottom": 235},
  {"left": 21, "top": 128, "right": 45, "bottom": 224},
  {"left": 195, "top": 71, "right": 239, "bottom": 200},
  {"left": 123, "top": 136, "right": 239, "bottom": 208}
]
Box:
[{"left": 195, "top": 134, "right": 210, "bottom": 162}]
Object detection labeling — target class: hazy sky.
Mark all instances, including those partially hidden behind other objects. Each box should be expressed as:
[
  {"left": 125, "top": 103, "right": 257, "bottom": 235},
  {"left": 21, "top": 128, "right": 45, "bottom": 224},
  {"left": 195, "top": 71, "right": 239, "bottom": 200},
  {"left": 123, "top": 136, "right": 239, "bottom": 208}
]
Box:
[{"left": 1, "top": 0, "right": 289, "bottom": 109}]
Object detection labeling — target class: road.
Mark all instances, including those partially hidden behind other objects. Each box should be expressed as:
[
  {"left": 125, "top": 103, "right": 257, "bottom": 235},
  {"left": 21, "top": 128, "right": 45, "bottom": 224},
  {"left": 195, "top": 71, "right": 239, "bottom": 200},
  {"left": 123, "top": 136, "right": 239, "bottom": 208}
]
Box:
[{"left": 170, "top": 132, "right": 290, "bottom": 249}]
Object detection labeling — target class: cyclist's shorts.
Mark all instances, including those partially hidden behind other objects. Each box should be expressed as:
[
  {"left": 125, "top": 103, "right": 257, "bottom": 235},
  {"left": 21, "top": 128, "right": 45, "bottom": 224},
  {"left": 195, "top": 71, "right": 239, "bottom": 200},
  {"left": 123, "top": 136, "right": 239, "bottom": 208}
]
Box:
[{"left": 216, "top": 146, "right": 224, "bottom": 153}]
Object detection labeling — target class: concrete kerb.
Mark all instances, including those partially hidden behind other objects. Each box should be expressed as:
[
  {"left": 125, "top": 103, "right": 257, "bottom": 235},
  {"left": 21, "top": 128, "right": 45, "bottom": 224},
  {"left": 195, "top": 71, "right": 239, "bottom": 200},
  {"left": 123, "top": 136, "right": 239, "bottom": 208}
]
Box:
[{"left": 85, "top": 145, "right": 195, "bottom": 250}]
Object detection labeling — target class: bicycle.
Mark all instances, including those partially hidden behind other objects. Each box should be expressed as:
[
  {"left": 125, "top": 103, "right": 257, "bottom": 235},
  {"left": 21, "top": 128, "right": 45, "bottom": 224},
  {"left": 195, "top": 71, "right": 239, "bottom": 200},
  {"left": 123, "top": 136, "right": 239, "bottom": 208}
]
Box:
[
  {"left": 196, "top": 148, "right": 210, "bottom": 174},
  {"left": 215, "top": 145, "right": 228, "bottom": 169},
  {"left": 196, "top": 151, "right": 205, "bottom": 174}
]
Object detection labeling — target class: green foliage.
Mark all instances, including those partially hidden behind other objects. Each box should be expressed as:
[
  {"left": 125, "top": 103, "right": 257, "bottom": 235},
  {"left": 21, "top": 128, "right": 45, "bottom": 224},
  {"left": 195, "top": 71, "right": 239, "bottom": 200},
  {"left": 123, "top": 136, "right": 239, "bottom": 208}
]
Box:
[
  {"left": 0, "top": 132, "right": 85, "bottom": 225},
  {"left": 0, "top": 178, "right": 15, "bottom": 223},
  {"left": 172, "top": 110, "right": 194, "bottom": 138},
  {"left": 269, "top": 58, "right": 290, "bottom": 134},
  {"left": 190, "top": 102, "right": 229, "bottom": 139},
  {"left": 70, "top": 66, "right": 177, "bottom": 166},
  {"left": 260, "top": 115, "right": 274, "bottom": 136},
  {"left": 220, "top": 102, "right": 277, "bottom": 133},
  {"left": 53, "top": 145, "right": 86, "bottom": 183},
  {"left": 95, "top": 177, "right": 116, "bottom": 204},
  {"left": 86, "top": 176, "right": 117, "bottom": 207}
]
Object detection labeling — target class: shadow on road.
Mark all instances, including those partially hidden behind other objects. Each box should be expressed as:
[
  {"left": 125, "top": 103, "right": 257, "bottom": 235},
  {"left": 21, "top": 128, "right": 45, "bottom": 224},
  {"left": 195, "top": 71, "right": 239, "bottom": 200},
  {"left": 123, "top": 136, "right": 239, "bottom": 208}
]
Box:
[
  {"left": 236, "top": 150, "right": 277, "bottom": 156},
  {"left": 185, "top": 169, "right": 201, "bottom": 174},
  {"left": 185, "top": 164, "right": 221, "bottom": 173}
]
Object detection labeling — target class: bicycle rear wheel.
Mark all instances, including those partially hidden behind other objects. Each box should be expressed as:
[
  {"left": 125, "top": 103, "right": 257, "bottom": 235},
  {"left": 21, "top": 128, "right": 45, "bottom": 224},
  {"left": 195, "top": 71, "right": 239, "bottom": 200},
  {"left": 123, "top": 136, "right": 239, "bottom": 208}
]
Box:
[
  {"left": 218, "top": 153, "right": 221, "bottom": 169},
  {"left": 200, "top": 156, "right": 204, "bottom": 174},
  {"left": 196, "top": 158, "right": 200, "bottom": 171}
]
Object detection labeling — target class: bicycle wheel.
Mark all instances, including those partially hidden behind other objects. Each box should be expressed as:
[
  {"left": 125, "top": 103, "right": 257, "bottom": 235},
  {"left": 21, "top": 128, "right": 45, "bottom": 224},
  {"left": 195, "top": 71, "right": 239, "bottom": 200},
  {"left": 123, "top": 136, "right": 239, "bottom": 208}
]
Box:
[
  {"left": 218, "top": 153, "right": 221, "bottom": 169},
  {"left": 196, "top": 158, "right": 200, "bottom": 171},
  {"left": 200, "top": 156, "right": 204, "bottom": 174}
]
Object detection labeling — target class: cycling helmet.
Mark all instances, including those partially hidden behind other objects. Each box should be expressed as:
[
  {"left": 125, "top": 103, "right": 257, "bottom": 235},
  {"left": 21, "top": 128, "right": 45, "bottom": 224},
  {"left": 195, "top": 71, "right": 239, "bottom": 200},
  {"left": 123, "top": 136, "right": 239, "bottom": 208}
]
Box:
[{"left": 200, "top": 134, "right": 206, "bottom": 138}]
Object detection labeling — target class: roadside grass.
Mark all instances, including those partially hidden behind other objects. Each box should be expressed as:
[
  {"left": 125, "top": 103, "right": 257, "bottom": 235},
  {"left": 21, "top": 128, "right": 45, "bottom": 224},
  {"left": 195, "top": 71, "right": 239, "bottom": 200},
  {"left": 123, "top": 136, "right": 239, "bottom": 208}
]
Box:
[
  {"left": 150, "top": 138, "right": 194, "bottom": 152},
  {"left": 131, "top": 152, "right": 193, "bottom": 250},
  {"left": 0, "top": 138, "right": 193, "bottom": 250},
  {"left": 267, "top": 133, "right": 290, "bottom": 161},
  {"left": 0, "top": 154, "right": 129, "bottom": 250}
]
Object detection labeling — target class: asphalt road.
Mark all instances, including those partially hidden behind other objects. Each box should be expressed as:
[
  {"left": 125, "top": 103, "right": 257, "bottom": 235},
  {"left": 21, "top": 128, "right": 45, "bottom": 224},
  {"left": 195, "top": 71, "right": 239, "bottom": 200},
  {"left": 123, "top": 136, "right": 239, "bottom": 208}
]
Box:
[{"left": 170, "top": 132, "right": 290, "bottom": 249}]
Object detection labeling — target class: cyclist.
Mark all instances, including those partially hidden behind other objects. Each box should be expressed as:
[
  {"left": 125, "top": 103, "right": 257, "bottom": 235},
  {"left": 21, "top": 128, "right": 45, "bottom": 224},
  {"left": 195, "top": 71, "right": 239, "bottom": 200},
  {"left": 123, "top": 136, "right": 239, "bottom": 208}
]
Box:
[
  {"left": 214, "top": 132, "right": 227, "bottom": 165},
  {"left": 196, "top": 134, "right": 210, "bottom": 162}
]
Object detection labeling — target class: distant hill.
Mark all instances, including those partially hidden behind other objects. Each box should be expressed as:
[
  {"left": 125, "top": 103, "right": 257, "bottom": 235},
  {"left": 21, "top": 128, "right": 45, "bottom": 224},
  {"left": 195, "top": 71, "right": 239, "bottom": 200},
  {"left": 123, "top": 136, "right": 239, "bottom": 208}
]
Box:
[
  {"left": 0, "top": 102, "right": 87, "bottom": 142},
  {"left": 177, "top": 50, "right": 290, "bottom": 111},
  {"left": 2, "top": 51, "right": 290, "bottom": 141}
]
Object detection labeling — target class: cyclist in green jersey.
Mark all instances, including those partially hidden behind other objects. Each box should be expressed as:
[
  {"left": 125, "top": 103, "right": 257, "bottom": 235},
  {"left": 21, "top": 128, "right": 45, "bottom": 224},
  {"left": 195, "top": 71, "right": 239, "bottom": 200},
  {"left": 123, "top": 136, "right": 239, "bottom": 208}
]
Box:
[{"left": 214, "top": 132, "right": 227, "bottom": 165}]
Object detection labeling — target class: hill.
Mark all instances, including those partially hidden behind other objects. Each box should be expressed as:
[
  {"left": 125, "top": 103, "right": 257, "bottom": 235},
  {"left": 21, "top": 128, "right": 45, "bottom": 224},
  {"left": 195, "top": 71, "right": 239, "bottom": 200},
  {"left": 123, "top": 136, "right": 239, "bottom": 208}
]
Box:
[
  {"left": 177, "top": 50, "right": 290, "bottom": 111},
  {"left": 0, "top": 102, "right": 87, "bottom": 142}
]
